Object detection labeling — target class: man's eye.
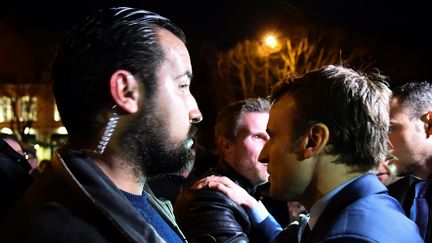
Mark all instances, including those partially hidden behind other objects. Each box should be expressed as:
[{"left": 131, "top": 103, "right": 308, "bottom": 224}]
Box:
[
  {"left": 252, "top": 135, "right": 265, "bottom": 140},
  {"left": 388, "top": 126, "right": 394, "bottom": 134},
  {"left": 180, "top": 84, "right": 189, "bottom": 90}
]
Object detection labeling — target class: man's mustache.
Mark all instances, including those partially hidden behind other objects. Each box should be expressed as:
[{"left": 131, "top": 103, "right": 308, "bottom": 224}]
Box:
[{"left": 188, "top": 125, "right": 198, "bottom": 139}]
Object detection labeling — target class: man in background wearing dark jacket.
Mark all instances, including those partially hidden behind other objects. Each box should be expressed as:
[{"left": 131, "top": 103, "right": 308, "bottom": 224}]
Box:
[
  {"left": 175, "top": 98, "right": 281, "bottom": 242},
  {"left": 388, "top": 81, "right": 432, "bottom": 241}
]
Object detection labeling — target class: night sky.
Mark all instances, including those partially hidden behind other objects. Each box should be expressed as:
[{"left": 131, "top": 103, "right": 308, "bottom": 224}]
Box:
[
  {"left": 1, "top": 0, "right": 431, "bottom": 147},
  {"left": 1, "top": 0, "right": 430, "bottom": 77}
]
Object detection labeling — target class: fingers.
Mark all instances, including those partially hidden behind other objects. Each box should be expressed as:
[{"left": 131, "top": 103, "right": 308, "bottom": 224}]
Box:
[
  {"left": 189, "top": 175, "right": 258, "bottom": 208},
  {"left": 191, "top": 178, "right": 208, "bottom": 190},
  {"left": 208, "top": 181, "right": 229, "bottom": 194},
  {"left": 191, "top": 175, "right": 229, "bottom": 190}
]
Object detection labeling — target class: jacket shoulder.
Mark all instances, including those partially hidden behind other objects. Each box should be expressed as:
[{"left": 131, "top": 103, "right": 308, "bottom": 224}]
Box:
[{"left": 174, "top": 187, "right": 251, "bottom": 242}]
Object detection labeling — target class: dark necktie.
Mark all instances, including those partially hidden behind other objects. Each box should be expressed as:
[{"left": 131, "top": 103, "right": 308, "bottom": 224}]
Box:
[
  {"left": 297, "top": 213, "right": 310, "bottom": 243},
  {"left": 410, "top": 180, "right": 430, "bottom": 239}
]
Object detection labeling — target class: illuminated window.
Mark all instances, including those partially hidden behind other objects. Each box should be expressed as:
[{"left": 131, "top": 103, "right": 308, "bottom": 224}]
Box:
[
  {"left": 0, "top": 96, "right": 14, "bottom": 122},
  {"left": 18, "top": 96, "right": 38, "bottom": 122},
  {"left": 0, "top": 96, "right": 38, "bottom": 122},
  {"left": 54, "top": 103, "right": 61, "bottom": 122}
]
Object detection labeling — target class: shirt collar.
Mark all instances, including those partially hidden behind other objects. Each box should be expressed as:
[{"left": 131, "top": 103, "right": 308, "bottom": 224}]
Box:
[{"left": 308, "top": 175, "right": 361, "bottom": 230}]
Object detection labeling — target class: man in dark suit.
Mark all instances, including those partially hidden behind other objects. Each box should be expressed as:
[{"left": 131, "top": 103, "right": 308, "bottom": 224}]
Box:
[
  {"left": 388, "top": 81, "right": 432, "bottom": 241},
  {"left": 196, "top": 65, "right": 422, "bottom": 242}
]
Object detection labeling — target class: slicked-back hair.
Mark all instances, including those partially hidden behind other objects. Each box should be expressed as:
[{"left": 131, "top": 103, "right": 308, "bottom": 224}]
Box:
[
  {"left": 270, "top": 65, "right": 391, "bottom": 171},
  {"left": 52, "top": 7, "right": 186, "bottom": 138},
  {"left": 215, "top": 98, "right": 270, "bottom": 142},
  {"left": 392, "top": 81, "right": 432, "bottom": 119}
]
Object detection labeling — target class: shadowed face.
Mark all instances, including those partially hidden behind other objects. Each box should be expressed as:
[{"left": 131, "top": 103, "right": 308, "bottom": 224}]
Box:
[
  {"left": 388, "top": 97, "right": 430, "bottom": 178},
  {"left": 225, "top": 112, "right": 269, "bottom": 186},
  {"left": 259, "top": 95, "right": 315, "bottom": 201}
]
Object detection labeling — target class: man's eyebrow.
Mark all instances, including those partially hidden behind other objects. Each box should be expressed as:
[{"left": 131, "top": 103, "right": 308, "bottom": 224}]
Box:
[
  {"left": 176, "top": 71, "right": 193, "bottom": 81},
  {"left": 266, "top": 129, "right": 273, "bottom": 136}
]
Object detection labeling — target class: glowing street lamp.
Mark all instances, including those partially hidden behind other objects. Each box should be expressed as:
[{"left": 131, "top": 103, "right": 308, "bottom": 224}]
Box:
[
  {"left": 264, "top": 34, "right": 278, "bottom": 49},
  {"left": 258, "top": 32, "right": 282, "bottom": 94},
  {"left": 259, "top": 33, "right": 281, "bottom": 56}
]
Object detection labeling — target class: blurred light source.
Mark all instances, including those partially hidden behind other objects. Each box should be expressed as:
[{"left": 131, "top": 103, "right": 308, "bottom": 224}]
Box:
[
  {"left": 264, "top": 34, "right": 278, "bottom": 49},
  {"left": 56, "top": 126, "right": 68, "bottom": 135},
  {"left": 23, "top": 127, "right": 36, "bottom": 135},
  {"left": 0, "top": 127, "right": 13, "bottom": 134},
  {"left": 258, "top": 32, "right": 282, "bottom": 57}
]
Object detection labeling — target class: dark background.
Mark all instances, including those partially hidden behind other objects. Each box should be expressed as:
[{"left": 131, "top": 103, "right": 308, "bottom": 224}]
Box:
[
  {"left": 1, "top": 0, "right": 431, "bottom": 148},
  {"left": 2, "top": 0, "right": 430, "bottom": 78}
]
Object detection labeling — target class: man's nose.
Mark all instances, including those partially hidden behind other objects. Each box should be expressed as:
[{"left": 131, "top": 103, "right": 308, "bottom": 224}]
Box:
[
  {"left": 188, "top": 96, "right": 203, "bottom": 124},
  {"left": 190, "top": 109, "right": 203, "bottom": 124}
]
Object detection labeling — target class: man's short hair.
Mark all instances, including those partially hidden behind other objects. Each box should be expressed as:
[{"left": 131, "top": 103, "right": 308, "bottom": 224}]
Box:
[
  {"left": 214, "top": 98, "right": 270, "bottom": 142},
  {"left": 392, "top": 81, "right": 432, "bottom": 119},
  {"left": 52, "top": 7, "right": 185, "bottom": 139},
  {"left": 270, "top": 65, "right": 391, "bottom": 171}
]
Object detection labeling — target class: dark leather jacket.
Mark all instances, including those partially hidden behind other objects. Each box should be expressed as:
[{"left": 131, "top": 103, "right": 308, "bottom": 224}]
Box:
[
  {"left": 175, "top": 160, "right": 263, "bottom": 243},
  {"left": 0, "top": 139, "right": 33, "bottom": 219},
  {"left": 0, "top": 147, "right": 186, "bottom": 243}
]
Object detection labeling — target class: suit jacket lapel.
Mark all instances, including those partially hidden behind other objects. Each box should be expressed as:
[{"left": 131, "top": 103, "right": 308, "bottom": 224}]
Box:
[
  {"left": 387, "top": 175, "right": 420, "bottom": 216},
  {"left": 304, "top": 174, "right": 386, "bottom": 242}
]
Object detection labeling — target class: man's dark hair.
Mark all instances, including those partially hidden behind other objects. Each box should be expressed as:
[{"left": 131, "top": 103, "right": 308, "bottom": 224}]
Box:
[
  {"left": 52, "top": 7, "right": 186, "bottom": 140},
  {"left": 270, "top": 65, "right": 391, "bottom": 171},
  {"left": 392, "top": 81, "right": 432, "bottom": 119},
  {"left": 214, "top": 98, "right": 270, "bottom": 142}
]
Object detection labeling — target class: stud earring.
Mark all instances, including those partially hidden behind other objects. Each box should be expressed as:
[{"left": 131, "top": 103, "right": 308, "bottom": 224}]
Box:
[{"left": 95, "top": 105, "right": 119, "bottom": 154}]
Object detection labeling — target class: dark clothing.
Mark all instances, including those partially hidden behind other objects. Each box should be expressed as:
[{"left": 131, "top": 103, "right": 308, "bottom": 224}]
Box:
[
  {"left": 255, "top": 182, "right": 291, "bottom": 227},
  {"left": 388, "top": 175, "right": 420, "bottom": 215},
  {"left": 0, "top": 138, "right": 33, "bottom": 219},
  {"left": 175, "top": 160, "right": 275, "bottom": 242},
  {"left": 122, "top": 190, "right": 183, "bottom": 243},
  {"left": 0, "top": 148, "right": 186, "bottom": 243},
  {"left": 148, "top": 147, "right": 218, "bottom": 204},
  {"left": 388, "top": 175, "right": 432, "bottom": 242},
  {"left": 148, "top": 173, "right": 189, "bottom": 204},
  {"left": 279, "top": 174, "right": 422, "bottom": 243}
]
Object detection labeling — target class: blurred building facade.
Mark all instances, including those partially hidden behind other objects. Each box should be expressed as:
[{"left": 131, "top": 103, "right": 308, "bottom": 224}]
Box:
[{"left": 0, "top": 83, "right": 67, "bottom": 161}]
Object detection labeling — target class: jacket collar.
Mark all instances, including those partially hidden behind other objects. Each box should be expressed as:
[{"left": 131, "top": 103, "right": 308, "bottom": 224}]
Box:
[
  {"left": 53, "top": 147, "right": 164, "bottom": 242},
  {"left": 307, "top": 173, "right": 387, "bottom": 240},
  {"left": 210, "top": 159, "right": 256, "bottom": 195}
]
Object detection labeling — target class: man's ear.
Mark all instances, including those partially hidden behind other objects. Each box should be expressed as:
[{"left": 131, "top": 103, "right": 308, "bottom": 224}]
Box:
[
  {"left": 425, "top": 111, "right": 432, "bottom": 138},
  {"left": 296, "top": 123, "right": 329, "bottom": 160},
  {"left": 110, "top": 70, "right": 139, "bottom": 114},
  {"left": 217, "top": 136, "right": 233, "bottom": 157}
]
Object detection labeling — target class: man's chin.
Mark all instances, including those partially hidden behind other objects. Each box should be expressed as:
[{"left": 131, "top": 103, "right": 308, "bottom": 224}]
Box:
[
  {"left": 376, "top": 173, "right": 390, "bottom": 183},
  {"left": 185, "top": 137, "right": 194, "bottom": 150}
]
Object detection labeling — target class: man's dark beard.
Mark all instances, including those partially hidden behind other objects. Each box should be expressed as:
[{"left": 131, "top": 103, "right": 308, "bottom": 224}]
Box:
[{"left": 119, "top": 105, "right": 197, "bottom": 178}]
